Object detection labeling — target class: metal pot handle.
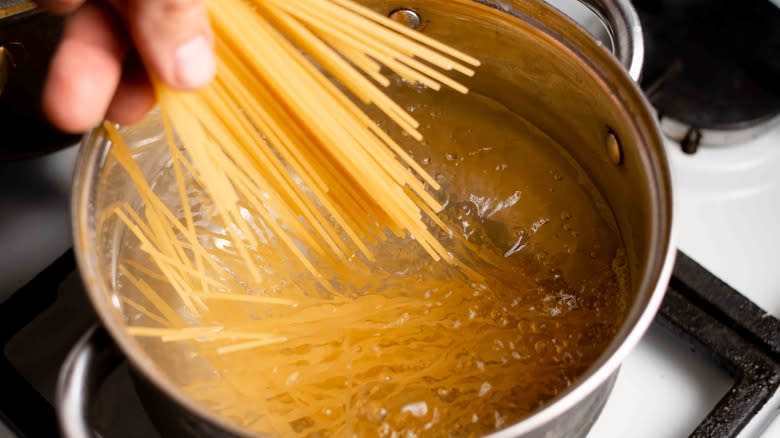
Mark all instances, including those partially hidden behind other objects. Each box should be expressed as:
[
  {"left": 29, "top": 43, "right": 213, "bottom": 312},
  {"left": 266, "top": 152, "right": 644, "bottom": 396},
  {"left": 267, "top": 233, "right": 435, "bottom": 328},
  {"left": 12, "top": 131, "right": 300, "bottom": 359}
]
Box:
[
  {"left": 56, "top": 324, "right": 124, "bottom": 438},
  {"left": 577, "top": 0, "right": 645, "bottom": 81}
]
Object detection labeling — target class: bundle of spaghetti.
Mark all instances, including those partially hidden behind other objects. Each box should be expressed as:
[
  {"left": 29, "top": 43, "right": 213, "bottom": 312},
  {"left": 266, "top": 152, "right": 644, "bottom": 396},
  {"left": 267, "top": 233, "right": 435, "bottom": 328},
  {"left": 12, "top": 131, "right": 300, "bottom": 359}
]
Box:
[{"left": 116, "top": 0, "right": 483, "bottom": 284}]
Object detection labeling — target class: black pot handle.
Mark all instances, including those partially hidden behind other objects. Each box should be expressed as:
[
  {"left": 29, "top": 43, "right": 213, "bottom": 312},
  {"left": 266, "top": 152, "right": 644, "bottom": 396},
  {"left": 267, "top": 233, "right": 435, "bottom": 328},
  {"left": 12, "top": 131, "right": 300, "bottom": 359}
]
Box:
[{"left": 56, "top": 324, "right": 124, "bottom": 438}]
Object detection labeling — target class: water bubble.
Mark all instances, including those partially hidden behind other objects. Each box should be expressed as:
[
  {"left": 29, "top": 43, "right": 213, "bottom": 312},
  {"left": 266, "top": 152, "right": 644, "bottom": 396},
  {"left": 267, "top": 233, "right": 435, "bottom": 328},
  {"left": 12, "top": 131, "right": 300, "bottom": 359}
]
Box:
[
  {"left": 479, "top": 382, "right": 492, "bottom": 397},
  {"left": 534, "top": 341, "right": 547, "bottom": 354},
  {"left": 516, "top": 320, "right": 531, "bottom": 332},
  {"left": 401, "top": 401, "right": 429, "bottom": 418},
  {"left": 494, "top": 411, "right": 507, "bottom": 429},
  {"left": 531, "top": 217, "right": 551, "bottom": 233},
  {"left": 445, "top": 152, "right": 459, "bottom": 161},
  {"left": 436, "top": 387, "right": 458, "bottom": 403},
  {"left": 531, "top": 321, "right": 547, "bottom": 334},
  {"left": 285, "top": 371, "right": 301, "bottom": 386},
  {"left": 365, "top": 402, "right": 389, "bottom": 423}
]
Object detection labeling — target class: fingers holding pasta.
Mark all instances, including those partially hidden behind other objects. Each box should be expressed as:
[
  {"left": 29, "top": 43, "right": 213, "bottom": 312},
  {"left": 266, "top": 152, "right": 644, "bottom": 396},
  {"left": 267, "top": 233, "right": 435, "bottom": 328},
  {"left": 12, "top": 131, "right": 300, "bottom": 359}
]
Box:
[
  {"left": 42, "top": 1, "right": 128, "bottom": 133},
  {"left": 40, "top": 0, "right": 216, "bottom": 133}
]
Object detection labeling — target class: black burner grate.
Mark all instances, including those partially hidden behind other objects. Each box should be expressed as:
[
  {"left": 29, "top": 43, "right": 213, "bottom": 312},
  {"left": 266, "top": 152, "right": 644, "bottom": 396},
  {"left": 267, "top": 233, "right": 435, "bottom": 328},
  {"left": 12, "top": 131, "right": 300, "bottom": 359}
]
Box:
[
  {"left": 0, "top": 250, "right": 778, "bottom": 437},
  {"left": 0, "top": 251, "right": 74, "bottom": 437},
  {"left": 658, "top": 252, "right": 780, "bottom": 438}
]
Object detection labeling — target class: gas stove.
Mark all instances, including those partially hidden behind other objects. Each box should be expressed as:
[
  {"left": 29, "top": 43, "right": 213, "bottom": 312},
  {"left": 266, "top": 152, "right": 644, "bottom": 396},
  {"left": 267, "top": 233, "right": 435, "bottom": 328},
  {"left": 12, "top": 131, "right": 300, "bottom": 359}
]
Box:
[{"left": 1, "top": 0, "right": 779, "bottom": 437}]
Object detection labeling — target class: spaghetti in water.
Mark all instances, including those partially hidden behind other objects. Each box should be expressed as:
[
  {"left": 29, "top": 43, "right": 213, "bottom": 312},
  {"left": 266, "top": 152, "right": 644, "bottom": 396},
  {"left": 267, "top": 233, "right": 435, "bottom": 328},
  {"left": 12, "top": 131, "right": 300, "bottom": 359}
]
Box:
[{"left": 102, "top": 0, "right": 628, "bottom": 436}]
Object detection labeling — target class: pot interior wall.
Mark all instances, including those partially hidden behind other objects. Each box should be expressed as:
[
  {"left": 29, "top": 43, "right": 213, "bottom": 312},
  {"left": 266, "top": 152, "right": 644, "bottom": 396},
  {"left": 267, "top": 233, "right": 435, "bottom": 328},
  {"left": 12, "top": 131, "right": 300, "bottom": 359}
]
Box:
[{"left": 355, "top": 0, "right": 657, "bottom": 299}]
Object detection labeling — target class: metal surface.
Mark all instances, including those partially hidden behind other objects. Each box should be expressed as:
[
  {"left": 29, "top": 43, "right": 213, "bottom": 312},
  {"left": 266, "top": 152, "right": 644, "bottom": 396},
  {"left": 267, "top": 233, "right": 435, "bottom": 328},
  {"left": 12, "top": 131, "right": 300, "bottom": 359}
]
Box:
[
  {"left": 388, "top": 8, "right": 422, "bottom": 29},
  {"left": 57, "top": 325, "right": 123, "bottom": 438},
  {"left": 659, "top": 116, "right": 780, "bottom": 155},
  {"left": 606, "top": 131, "right": 623, "bottom": 166},
  {"left": 64, "top": 0, "right": 674, "bottom": 437},
  {"left": 574, "top": 0, "right": 644, "bottom": 81}
]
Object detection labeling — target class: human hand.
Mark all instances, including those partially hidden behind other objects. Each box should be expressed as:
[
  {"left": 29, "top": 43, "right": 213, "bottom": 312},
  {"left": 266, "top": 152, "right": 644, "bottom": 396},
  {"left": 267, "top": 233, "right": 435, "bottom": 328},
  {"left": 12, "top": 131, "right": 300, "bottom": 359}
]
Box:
[{"left": 38, "top": 0, "right": 216, "bottom": 134}]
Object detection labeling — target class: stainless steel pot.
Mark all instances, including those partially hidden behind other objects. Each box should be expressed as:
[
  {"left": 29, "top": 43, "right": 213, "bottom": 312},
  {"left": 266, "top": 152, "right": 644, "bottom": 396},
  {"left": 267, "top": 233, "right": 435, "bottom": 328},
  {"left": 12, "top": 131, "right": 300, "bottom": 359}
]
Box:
[{"left": 58, "top": 0, "right": 676, "bottom": 436}]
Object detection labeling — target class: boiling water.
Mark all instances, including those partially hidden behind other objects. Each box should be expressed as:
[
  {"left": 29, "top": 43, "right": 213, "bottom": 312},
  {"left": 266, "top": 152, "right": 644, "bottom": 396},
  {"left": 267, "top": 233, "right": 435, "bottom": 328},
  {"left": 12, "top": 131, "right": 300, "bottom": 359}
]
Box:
[{"left": 113, "top": 84, "right": 629, "bottom": 437}]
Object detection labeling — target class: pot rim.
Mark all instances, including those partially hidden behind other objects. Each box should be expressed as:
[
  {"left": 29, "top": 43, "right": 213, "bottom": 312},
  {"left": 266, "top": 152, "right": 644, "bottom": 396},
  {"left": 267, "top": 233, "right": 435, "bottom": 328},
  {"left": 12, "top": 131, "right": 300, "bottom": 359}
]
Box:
[{"left": 69, "top": 0, "right": 676, "bottom": 436}]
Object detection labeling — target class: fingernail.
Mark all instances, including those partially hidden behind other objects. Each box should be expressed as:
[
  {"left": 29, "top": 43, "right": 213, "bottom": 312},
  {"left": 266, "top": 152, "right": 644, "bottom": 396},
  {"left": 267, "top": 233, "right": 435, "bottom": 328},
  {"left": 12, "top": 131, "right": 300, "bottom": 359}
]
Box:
[{"left": 174, "top": 35, "right": 216, "bottom": 88}]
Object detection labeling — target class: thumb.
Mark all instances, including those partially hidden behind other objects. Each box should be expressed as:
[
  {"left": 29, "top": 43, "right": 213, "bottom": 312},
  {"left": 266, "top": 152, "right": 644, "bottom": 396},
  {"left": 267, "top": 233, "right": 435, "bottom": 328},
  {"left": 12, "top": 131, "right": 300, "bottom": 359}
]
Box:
[{"left": 122, "top": 0, "right": 216, "bottom": 90}]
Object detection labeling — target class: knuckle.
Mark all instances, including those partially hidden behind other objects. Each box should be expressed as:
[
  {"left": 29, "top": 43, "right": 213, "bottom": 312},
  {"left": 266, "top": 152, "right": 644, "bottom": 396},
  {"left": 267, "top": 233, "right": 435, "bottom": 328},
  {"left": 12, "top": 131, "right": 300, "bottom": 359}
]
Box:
[{"left": 159, "top": 0, "right": 204, "bottom": 16}]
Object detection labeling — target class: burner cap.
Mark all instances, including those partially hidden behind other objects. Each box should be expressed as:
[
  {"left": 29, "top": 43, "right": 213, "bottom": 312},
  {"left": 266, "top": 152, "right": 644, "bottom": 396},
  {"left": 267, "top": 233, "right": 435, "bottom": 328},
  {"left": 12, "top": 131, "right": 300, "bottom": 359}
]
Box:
[{"left": 635, "top": 0, "right": 780, "bottom": 152}]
